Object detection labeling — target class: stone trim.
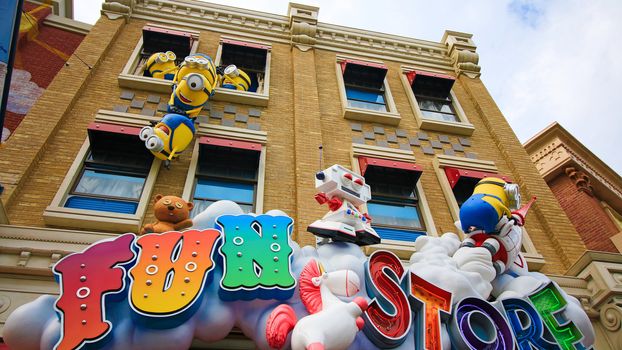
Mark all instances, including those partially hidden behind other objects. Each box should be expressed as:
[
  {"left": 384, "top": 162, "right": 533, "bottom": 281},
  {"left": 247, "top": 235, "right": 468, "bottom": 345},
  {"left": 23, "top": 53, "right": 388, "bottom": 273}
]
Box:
[{"left": 129, "top": 0, "right": 461, "bottom": 72}]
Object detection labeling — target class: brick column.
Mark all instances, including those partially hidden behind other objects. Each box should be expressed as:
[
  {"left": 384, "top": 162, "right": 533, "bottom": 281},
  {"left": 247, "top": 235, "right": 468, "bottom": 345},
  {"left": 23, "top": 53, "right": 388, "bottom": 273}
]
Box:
[
  {"left": 0, "top": 17, "right": 126, "bottom": 210},
  {"left": 458, "top": 76, "right": 587, "bottom": 271},
  {"left": 290, "top": 48, "right": 326, "bottom": 246}
]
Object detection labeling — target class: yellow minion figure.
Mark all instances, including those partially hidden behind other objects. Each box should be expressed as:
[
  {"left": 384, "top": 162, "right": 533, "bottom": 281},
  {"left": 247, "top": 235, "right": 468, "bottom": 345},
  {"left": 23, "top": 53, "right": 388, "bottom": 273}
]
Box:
[
  {"left": 459, "top": 177, "right": 520, "bottom": 233},
  {"left": 139, "top": 114, "right": 196, "bottom": 163},
  {"left": 168, "top": 73, "right": 213, "bottom": 119},
  {"left": 173, "top": 53, "right": 218, "bottom": 88},
  {"left": 143, "top": 51, "right": 178, "bottom": 80},
  {"left": 220, "top": 65, "right": 251, "bottom": 91}
]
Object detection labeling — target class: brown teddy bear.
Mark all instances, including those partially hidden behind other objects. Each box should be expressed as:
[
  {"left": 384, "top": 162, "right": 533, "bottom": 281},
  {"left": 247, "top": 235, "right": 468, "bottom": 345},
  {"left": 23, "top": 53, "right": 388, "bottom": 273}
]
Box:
[{"left": 140, "top": 194, "right": 194, "bottom": 235}]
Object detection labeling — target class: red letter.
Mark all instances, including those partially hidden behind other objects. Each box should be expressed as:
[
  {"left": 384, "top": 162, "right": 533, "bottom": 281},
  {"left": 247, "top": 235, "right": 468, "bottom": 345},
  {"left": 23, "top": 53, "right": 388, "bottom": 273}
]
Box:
[
  {"left": 53, "top": 233, "right": 135, "bottom": 350},
  {"left": 362, "top": 250, "right": 412, "bottom": 348},
  {"left": 410, "top": 273, "right": 453, "bottom": 350}
]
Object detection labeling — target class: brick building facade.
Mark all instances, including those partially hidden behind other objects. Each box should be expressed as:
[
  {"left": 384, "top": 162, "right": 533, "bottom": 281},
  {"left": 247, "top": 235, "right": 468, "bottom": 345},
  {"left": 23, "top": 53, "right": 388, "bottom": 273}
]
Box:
[
  {"left": 525, "top": 122, "right": 622, "bottom": 253},
  {"left": 0, "top": 1, "right": 620, "bottom": 348}
]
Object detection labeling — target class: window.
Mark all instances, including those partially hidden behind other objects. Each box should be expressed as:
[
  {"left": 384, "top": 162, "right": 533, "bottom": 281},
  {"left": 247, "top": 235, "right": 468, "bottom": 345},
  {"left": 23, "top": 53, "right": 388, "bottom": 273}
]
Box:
[
  {"left": 119, "top": 24, "right": 199, "bottom": 93},
  {"left": 401, "top": 68, "right": 474, "bottom": 135},
  {"left": 44, "top": 120, "right": 161, "bottom": 232},
  {"left": 433, "top": 154, "right": 545, "bottom": 269},
  {"left": 66, "top": 124, "right": 152, "bottom": 214},
  {"left": 359, "top": 156, "right": 426, "bottom": 241},
  {"left": 337, "top": 58, "right": 400, "bottom": 125},
  {"left": 190, "top": 137, "right": 262, "bottom": 218},
  {"left": 342, "top": 61, "right": 388, "bottom": 112},
  {"left": 444, "top": 167, "right": 511, "bottom": 208},
  {"left": 408, "top": 71, "right": 458, "bottom": 122},
  {"left": 212, "top": 38, "right": 271, "bottom": 106}
]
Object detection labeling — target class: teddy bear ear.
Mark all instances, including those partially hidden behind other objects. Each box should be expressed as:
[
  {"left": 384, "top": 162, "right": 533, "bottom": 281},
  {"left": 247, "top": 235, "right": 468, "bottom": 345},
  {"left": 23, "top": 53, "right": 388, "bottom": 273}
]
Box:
[
  {"left": 186, "top": 201, "right": 194, "bottom": 210},
  {"left": 154, "top": 194, "right": 163, "bottom": 203}
]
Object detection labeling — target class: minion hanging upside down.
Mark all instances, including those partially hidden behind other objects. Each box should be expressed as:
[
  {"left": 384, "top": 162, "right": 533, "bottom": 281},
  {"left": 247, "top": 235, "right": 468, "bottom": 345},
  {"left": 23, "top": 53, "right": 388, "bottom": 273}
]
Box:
[{"left": 459, "top": 177, "right": 536, "bottom": 275}]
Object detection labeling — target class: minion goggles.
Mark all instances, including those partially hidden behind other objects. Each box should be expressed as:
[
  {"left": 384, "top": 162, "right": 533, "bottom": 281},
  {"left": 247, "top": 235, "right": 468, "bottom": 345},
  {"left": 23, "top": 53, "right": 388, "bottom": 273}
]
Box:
[
  {"left": 183, "top": 73, "right": 214, "bottom": 96},
  {"left": 146, "top": 51, "right": 176, "bottom": 71}
]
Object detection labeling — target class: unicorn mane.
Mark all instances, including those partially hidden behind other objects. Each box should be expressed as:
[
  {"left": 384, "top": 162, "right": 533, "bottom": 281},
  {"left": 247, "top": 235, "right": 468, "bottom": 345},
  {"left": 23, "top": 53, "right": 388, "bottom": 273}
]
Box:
[{"left": 299, "top": 259, "right": 323, "bottom": 314}]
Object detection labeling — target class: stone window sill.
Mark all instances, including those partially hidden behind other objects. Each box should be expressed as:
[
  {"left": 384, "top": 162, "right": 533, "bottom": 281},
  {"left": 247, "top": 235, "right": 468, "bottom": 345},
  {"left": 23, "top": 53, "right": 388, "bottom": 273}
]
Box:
[
  {"left": 211, "top": 87, "right": 269, "bottom": 107},
  {"left": 344, "top": 107, "right": 401, "bottom": 126},
  {"left": 118, "top": 74, "right": 173, "bottom": 94},
  {"left": 43, "top": 206, "right": 142, "bottom": 233},
  {"left": 418, "top": 117, "right": 475, "bottom": 136}
]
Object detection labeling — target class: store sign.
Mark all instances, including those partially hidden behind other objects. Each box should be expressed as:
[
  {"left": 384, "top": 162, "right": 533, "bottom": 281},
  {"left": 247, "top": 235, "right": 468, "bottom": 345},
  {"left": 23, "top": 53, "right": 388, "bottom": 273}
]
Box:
[{"left": 40, "top": 214, "right": 590, "bottom": 350}]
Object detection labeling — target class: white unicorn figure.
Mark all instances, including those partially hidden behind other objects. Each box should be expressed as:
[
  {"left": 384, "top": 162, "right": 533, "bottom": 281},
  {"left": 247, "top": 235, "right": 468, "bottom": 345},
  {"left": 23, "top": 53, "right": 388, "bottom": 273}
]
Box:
[{"left": 265, "top": 259, "right": 368, "bottom": 350}]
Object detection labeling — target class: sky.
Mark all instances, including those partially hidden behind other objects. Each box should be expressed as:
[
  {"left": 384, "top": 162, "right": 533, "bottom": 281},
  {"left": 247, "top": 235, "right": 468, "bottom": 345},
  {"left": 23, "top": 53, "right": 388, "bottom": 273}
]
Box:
[{"left": 74, "top": 0, "right": 622, "bottom": 174}]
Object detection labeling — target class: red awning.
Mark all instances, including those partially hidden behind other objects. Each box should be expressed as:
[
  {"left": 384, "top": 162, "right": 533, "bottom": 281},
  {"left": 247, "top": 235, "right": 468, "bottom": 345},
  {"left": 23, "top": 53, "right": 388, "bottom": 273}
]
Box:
[
  {"left": 199, "top": 136, "right": 261, "bottom": 152},
  {"left": 143, "top": 25, "right": 193, "bottom": 39},
  {"left": 444, "top": 167, "right": 511, "bottom": 189},
  {"left": 339, "top": 59, "right": 388, "bottom": 74},
  {"left": 221, "top": 39, "right": 270, "bottom": 51},
  {"left": 359, "top": 156, "right": 422, "bottom": 176},
  {"left": 340, "top": 60, "right": 388, "bottom": 90},
  {"left": 87, "top": 122, "right": 142, "bottom": 136},
  {"left": 406, "top": 70, "right": 455, "bottom": 99}
]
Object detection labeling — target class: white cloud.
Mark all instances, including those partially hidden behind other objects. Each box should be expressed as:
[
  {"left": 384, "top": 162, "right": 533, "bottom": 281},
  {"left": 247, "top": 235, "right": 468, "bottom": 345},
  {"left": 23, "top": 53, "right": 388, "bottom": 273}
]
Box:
[
  {"left": 73, "top": 0, "right": 622, "bottom": 173},
  {"left": 7, "top": 69, "right": 44, "bottom": 115}
]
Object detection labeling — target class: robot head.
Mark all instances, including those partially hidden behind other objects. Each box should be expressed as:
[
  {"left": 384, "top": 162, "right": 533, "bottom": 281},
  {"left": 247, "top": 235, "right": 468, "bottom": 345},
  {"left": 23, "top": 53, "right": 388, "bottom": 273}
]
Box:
[
  {"left": 144, "top": 51, "right": 178, "bottom": 80},
  {"left": 314, "top": 165, "right": 371, "bottom": 206}
]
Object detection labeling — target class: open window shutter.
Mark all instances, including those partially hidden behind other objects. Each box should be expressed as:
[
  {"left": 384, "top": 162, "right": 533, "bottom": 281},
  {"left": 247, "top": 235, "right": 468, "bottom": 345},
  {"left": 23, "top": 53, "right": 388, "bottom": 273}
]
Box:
[
  {"left": 341, "top": 60, "right": 388, "bottom": 90},
  {"left": 407, "top": 70, "right": 455, "bottom": 99}
]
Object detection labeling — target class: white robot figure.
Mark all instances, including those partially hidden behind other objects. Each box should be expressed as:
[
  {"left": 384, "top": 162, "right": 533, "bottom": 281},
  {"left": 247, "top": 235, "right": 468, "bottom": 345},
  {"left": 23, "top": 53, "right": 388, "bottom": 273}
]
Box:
[{"left": 307, "top": 164, "right": 380, "bottom": 245}]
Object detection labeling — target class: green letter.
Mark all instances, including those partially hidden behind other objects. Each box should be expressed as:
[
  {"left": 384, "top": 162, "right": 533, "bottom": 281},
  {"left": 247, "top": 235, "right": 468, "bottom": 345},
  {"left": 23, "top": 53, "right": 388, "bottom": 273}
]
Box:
[{"left": 218, "top": 214, "right": 295, "bottom": 300}]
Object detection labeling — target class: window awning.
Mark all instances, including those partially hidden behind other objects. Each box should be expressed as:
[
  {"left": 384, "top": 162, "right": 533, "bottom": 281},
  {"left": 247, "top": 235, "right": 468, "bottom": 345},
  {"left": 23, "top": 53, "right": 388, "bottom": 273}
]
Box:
[
  {"left": 199, "top": 136, "right": 261, "bottom": 152},
  {"left": 340, "top": 59, "right": 388, "bottom": 90},
  {"left": 221, "top": 38, "right": 270, "bottom": 51},
  {"left": 406, "top": 70, "right": 455, "bottom": 99},
  {"left": 359, "top": 156, "right": 423, "bottom": 185},
  {"left": 86, "top": 122, "right": 151, "bottom": 163},
  {"left": 444, "top": 167, "right": 511, "bottom": 189},
  {"left": 221, "top": 40, "right": 268, "bottom": 72},
  {"left": 142, "top": 25, "right": 193, "bottom": 57}
]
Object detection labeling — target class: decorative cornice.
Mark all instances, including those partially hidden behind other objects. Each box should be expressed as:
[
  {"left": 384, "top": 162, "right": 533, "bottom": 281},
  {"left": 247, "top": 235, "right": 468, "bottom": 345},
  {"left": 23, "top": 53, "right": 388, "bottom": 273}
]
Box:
[
  {"left": 441, "top": 30, "right": 481, "bottom": 78},
  {"left": 102, "top": 0, "right": 135, "bottom": 22},
  {"left": 130, "top": 0, "right": 457, "bottom": 72},
  {"left": 566, "top": 166, "right": 594, "bottom": 196},
  {"left": 288, "top": 3, "right": 318, "bottom": 52}
]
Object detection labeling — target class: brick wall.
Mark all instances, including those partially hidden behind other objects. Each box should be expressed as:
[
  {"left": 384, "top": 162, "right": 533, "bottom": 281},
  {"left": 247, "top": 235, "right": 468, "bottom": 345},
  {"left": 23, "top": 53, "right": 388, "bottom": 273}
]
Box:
[
  {"left": 0, "top": 12, "right": 589, "bottom": 275},
  {"left": 549, "top": 173, "right": 619, "bottom": 252}
]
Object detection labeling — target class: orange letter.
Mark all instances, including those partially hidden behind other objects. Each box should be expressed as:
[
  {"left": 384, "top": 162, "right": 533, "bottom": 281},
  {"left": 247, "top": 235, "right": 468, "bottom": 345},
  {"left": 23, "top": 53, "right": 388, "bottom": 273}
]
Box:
[{"left": 129, "top": 229, "right": 220, "bottom": 315}]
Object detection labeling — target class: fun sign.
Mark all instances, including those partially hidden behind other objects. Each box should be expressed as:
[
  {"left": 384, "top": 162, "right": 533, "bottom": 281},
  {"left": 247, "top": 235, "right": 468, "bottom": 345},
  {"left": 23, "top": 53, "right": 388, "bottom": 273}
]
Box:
[{"left": 5, "top": 214, "right": 593, "bottom": 350}]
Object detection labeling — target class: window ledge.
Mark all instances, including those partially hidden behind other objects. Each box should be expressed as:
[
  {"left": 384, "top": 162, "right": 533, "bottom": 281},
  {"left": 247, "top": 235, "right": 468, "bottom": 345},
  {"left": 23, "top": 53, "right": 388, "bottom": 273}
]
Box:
[
  {"left": 523, "top": 252, "right": 546, "bottom": 271},
  {"left": 364, "top": 239, "right": 417, "bottom": 260},
  {"left": 418, "top": 118, "right": 475, "bottom": 136},
  {"left": 118, "top": 74, "right": 173, "bottom": 94},
  {"left": 344, "top": 107, "right": 401, "bottom": 126},
  {"left": 43, "top": 206, "right": 142, "bottom": 233},
  {"left": 211, "top": 87, "right": 269, "bottom": 107}
]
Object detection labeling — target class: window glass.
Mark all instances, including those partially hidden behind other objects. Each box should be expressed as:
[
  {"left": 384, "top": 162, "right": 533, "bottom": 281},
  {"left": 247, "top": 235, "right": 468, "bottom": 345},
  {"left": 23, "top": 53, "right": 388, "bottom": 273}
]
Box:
[
  {"left": 74, "top": 170, "right": 145, "bottom": 200},
  {"left": 342, "top": 62, "right": 388, "bottom": 112},
  {"left": 364, "top": 164, "right": 426, "bottom": 237},
  {"left": 191, "top": 143, "right": 260, "bottom": 218},
  {"left": 417, "top": 96, "right": 458, "bottom": 122},
  {"left": 367, "top": 201, "right": 423, "bottom": 229}
]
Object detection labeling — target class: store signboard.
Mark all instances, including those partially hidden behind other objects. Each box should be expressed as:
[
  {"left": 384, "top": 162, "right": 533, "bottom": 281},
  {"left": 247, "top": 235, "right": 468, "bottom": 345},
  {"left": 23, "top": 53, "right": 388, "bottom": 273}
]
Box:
[{"left": 4, "top": 214, "right": 594, "bottom": 350}]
